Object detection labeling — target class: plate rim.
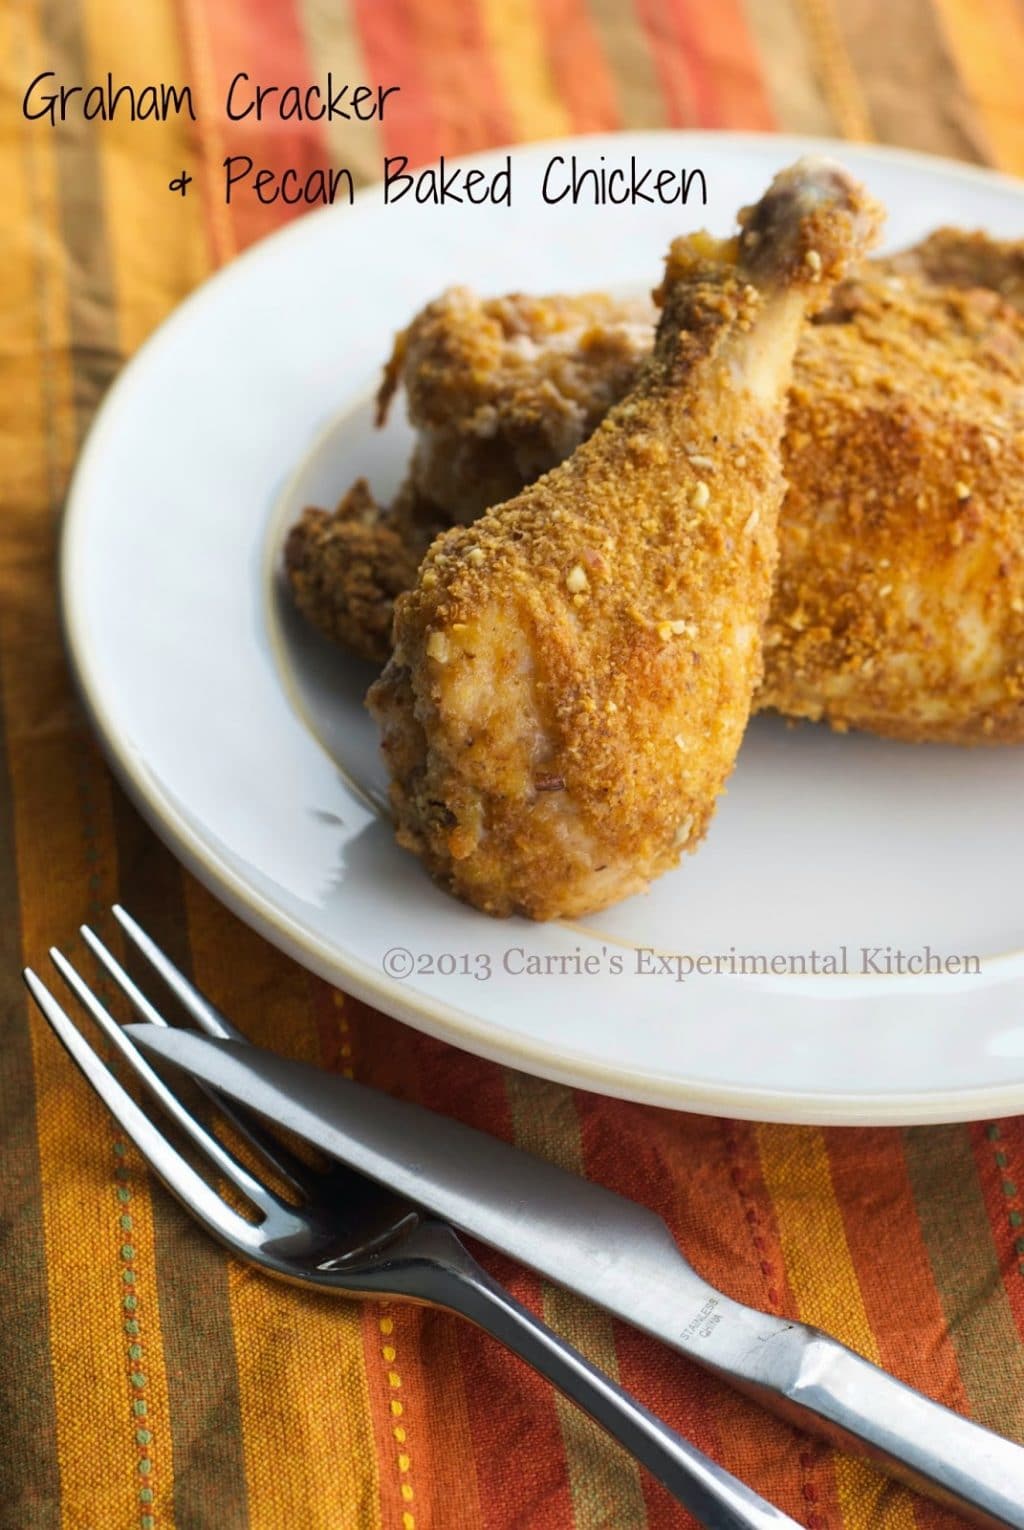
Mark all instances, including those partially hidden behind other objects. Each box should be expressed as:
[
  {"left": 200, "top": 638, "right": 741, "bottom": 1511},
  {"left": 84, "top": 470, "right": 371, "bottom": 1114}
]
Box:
[{"left": 61, "top": 128, "right": 1024, "bottom": 1125}]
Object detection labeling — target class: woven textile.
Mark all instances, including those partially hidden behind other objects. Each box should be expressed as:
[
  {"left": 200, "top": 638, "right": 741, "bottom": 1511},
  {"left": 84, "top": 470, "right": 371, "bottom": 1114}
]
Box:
[{"left": 2, "top": 2, "right": 1022, "bottom": 1525}]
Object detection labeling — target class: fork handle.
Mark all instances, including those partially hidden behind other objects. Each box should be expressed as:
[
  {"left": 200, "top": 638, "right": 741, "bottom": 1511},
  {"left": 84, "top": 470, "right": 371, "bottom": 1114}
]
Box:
[{"left": 381, "top": 1222, "right": 796, "bottom": 1529}]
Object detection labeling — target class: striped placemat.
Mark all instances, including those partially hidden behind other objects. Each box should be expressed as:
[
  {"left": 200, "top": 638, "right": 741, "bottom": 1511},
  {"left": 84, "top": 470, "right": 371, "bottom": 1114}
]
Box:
[{"left": 2, "top": 2, "right": 1023, "bottom": 1525}]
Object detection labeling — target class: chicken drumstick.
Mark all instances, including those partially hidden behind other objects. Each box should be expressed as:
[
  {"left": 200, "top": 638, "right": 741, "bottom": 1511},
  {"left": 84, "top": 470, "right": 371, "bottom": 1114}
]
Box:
[{"left": 367, "top": 160, "right": 881, "bottom": 919}]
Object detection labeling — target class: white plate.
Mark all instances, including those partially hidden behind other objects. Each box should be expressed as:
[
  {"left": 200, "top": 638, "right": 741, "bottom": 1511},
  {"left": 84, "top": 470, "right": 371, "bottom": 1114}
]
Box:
[{"left": 63, "top": 132, "right": 1024, "bottom": 1125}]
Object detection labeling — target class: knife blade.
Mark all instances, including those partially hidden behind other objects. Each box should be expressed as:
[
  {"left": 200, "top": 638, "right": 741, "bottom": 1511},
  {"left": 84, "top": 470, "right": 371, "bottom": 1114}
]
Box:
[{"left": 127, "top": 1024, "right": 1024, "bottom": 1530}]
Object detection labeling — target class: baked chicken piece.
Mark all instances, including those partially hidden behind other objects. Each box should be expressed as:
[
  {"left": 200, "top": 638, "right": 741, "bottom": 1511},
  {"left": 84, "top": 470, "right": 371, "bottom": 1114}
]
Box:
[
  {"left": 885, "top": 227, "right": 1024, "bottom": 308},
  {"left": 284, "top": 294, "right": 656, "bottom": 664},
  {"left": 288, "top": 229, "right": 1024, "bottom": 742},
  {"left": 366, "top": 160, "right": 881, "bottom": 919},
  {"left": 284, "top": 479, "right": 442, "bottom": 659},
  {"left": 761, "top": 268, "right": 1024, "bottom": 742},
  {"left": 379, "top": 290, "right": 655, "bottom": 525}
]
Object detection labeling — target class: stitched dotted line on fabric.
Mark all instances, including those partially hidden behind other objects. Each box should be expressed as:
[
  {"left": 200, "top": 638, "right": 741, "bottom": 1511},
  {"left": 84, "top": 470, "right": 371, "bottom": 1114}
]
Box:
[
  {"left": 333, "top": 989, "right": 355, "bottom": 1080},
  {"left": 331, "top": 991, "right": 416, "bottom": 1529},
  {"left": 722, "top": 1127, "right": 828, "bottom": 1530},
  {"left": 115, "top": 1142, "right": 156, "bottom": 1529},
  {"left": 985, "top": 1124, "right": 1024, "bottom": 1273},
  {"left": 76, "top": 742, "right": 159, "bottom": 1530},
  {"left": 380, "top": 1314, "right": 416, "bottom": 1529}
]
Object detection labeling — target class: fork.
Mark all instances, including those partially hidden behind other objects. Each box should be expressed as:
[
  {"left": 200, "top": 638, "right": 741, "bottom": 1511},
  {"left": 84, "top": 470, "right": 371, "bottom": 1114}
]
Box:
[{"left": 24, "top": 908, "right": 798, "bottom": 1530}]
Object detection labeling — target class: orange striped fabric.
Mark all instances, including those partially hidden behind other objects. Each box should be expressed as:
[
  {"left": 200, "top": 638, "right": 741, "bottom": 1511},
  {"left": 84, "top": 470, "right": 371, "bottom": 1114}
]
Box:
[{"left": 1, "top": 2, "right": 1023, "bottom": 1527}]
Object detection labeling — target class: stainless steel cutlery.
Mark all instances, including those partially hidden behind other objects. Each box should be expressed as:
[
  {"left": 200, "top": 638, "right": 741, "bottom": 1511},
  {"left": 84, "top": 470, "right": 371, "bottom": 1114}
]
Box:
[
  {"left": 24, "top": 906, "right": 1024, "bottom": 1529},
  {"left": 25, "top": 908, "right": 796, "bottom": 1530}
]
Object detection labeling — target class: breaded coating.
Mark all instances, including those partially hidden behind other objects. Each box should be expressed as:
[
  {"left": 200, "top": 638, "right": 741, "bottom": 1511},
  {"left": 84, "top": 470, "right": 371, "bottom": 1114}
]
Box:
[
  {"left": 883, "top": 227, "right": 1024, "bottom": 308},
  {"left": 289, "top": 228, "right": 1024, "bottom": 743},
  {"left": 286, "top": 295, "right": 656, "bottom": 664},
  {"left": 284, "top": 480, "right": 440, "bottom": 662},
  {"left": 377, "top": 290, "right": 654, "bottom": 524},
  {"left": 367, "top": 160, "right": 881, "bottom": 919},
  {"left": 763, "top": 269, "right": 1024, "bottom": 742}
]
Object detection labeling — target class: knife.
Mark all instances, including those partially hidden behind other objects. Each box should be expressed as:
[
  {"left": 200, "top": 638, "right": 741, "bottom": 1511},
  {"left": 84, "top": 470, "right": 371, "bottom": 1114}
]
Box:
[{"left": 127, "top": 1024, "right": 1024, "bottom": 1530}]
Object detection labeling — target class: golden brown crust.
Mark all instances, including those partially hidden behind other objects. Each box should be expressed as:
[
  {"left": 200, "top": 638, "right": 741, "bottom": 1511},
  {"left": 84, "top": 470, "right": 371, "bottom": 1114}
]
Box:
[
  {"left": 367, "top": 160, "right": 880, "bottom": 919},
  {"left": 369, "top": 271, "right": 776, "bottom": 918},
  {"left": 283, "top": 481, "right": 432, "bottom": 663},
  {"left": 380, "top": 288, "right": 655, "bottom": 523},
  {"left": 881, "top": 227, "right": 1024, "bottom": 309},
  {"left": 762, "top": 269, "right": 1024, "bottom": 743},
  {"left": 290, "top": 225, "right": 1024, "bottom": 749}
]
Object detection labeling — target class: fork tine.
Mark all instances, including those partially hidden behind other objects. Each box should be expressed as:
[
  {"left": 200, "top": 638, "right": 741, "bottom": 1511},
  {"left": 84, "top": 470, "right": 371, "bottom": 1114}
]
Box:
[
  {"left": 24, "top": 967, "right": 258, "bottom": 1250},
  {"left": 104, "top": 911, "right": 316, "bottom": 1198},
  {"left": 81, "top": 925, "right": 170, "bottom": 1029},
  {"left": 49, "top": 947, "right": 281, "bottom": 1214},
  {"left": 112, "top": 904, "right": 239, "bottom": 1041}
]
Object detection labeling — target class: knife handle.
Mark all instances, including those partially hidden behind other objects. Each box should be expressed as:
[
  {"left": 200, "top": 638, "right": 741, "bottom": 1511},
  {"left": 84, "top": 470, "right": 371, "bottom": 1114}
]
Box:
[
  {"left": 396, "top": 1222, "right": 798, "bottom": 1529},
  {"left": 695, "top": 1305, "right": 1024, "bottom": 1529}
]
